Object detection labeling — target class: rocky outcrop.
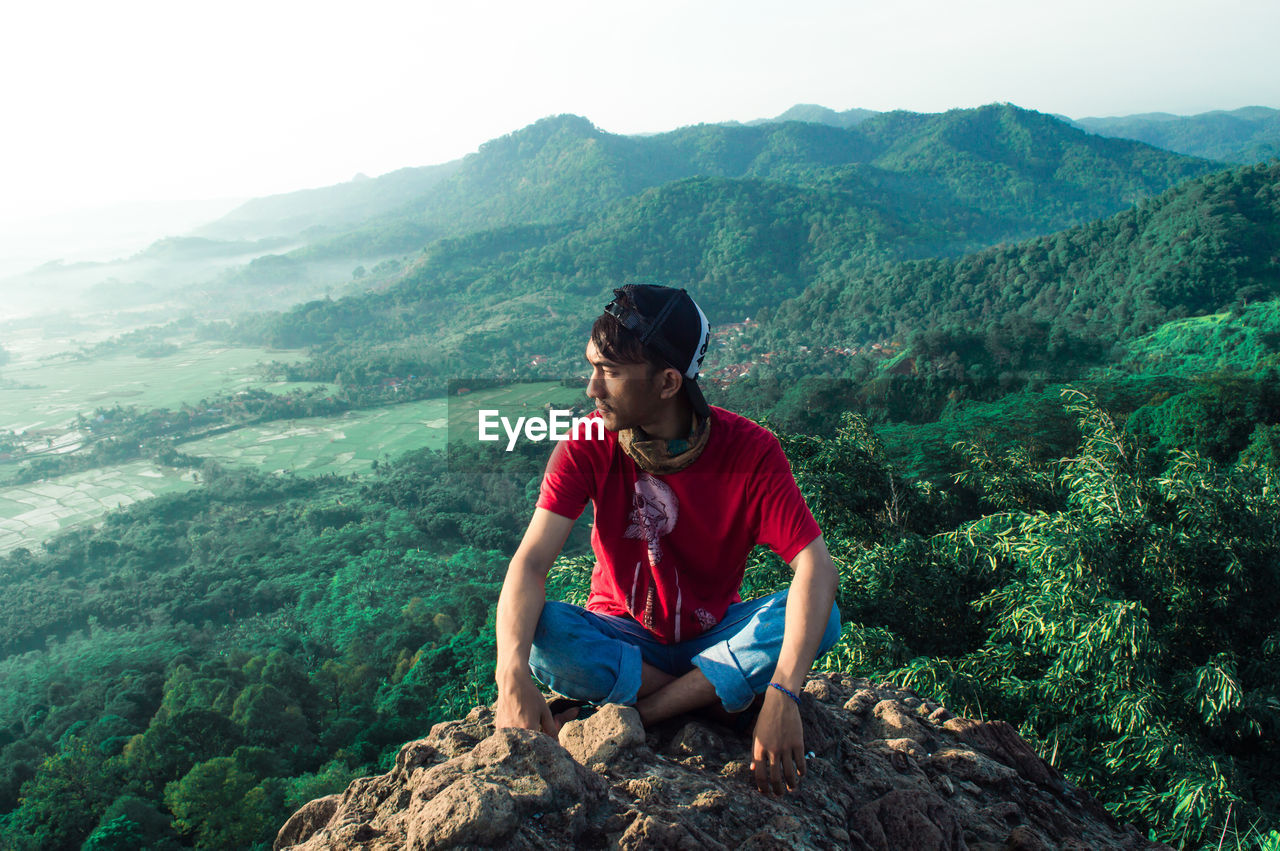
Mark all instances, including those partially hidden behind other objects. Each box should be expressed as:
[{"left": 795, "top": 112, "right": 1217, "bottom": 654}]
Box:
[{"left": 276, "top": 674, "right": 1168, "bottom": 850}]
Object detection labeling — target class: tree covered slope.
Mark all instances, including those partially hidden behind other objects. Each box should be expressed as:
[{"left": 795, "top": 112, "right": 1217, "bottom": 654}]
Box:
[
  {"left": 763, "top": 161, "right": 1280, "bottom": 347},
  {"left": 1070, "top": 106, "right": 1280, "bottom": 165}
]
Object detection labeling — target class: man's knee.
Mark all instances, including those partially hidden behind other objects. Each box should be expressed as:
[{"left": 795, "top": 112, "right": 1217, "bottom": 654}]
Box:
[
  {"left": 819, "top": 601, "right": 842, "bottom": 656},
  {"left": 530, "top": 600, "right": 579, "bottom": 648},
  {"left": 528, "top": 601, "right": 589, "bottom": 684},
  {"left": 527, "top": 602, "right": 640, "bottom": 705}
]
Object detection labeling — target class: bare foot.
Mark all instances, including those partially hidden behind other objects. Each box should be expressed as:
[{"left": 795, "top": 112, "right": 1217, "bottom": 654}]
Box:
[{"left": 546, "top": 697, "right": 586, "bottom": 739}]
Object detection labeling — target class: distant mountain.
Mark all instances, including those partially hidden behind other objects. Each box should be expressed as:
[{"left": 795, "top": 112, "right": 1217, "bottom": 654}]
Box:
[
  {"left": 763, "top": 160, "right": 1280, "bottom": 348},
  {"left": 290, "top": 104, "right": 1215, "bottom": 265},
  {"left": 247, "top": 106, "right": 1227, "bottom": 389},
  {"left": 744, "top": 103, "right": 1280, "bottom": 166},
  {"left": 194, "top": 161, "right": 462, "bottom": 241},
  {"left": 6, "top": 104, "right": 1223, "bottom": 326},
  {"left": 748, "top": 103, "right": 880, "bottom": 128},
  {"left": 0, "top": 198, "right": 243, "bottom": 281},
  {"left": 1065, "top": 107, "right": 1280, "bottom": 164}
]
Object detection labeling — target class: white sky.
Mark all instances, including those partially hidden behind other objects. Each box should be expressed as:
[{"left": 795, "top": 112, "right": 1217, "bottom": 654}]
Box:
[{"left": 2, "top": 0, "right": 1278, "bottom": 228}]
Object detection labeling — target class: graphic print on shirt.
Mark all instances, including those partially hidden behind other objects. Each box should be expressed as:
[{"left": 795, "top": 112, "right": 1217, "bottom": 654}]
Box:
[
  {"left": 625, "top": 474, "right": 677, "bottom": 564},
  {"left": 623, "top": 473, "right": 683, "bottom": 637}
]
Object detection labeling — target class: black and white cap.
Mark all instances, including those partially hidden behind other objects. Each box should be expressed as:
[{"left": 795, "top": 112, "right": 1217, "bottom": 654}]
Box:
[{"left": 604, "top": 284, "right": 712, "bottom": 418}]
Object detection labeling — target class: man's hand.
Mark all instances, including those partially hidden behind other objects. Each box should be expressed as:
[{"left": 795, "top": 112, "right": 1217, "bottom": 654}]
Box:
[
  {"left": 750, "top": 687, "right": 805, "bottom": 795},
  {"left": 494, "top": 509, "right": 575, "bottom": 738},
  {"left": 494, "top": 670, "right": 558, "bottom": 737}
]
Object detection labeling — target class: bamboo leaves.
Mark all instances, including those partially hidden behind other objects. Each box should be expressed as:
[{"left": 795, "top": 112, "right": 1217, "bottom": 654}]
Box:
[{"left": 803, "top": 389, "right": 1280, "bottom": 847}]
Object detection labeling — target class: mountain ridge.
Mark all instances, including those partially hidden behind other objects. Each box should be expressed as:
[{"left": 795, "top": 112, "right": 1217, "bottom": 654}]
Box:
[
  {"left": 749, "top": 102, "right": 1280, "bottom": 164},
  {"left": 195, "top": 104, "right": 1214, "bottom": 254}
]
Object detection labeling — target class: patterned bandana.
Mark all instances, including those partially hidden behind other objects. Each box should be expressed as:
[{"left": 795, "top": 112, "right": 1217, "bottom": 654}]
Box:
[{"left": 618, "top": 414, "right": 711, "bottom": 476}]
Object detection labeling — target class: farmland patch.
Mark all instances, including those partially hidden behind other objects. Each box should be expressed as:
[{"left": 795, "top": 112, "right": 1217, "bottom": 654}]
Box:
[{"left": 0, "top": 462, "right": 199, "bottom": 553}]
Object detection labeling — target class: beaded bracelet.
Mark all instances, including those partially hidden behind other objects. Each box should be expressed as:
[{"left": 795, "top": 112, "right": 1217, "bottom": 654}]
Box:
[{"left": 768, "top": 682, "right": 802, "bottom": 706}]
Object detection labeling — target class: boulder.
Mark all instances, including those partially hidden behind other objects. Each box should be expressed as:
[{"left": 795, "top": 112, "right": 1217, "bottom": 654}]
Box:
[{"left": 275, "top": 676, "right": 1170, "bottom": 851}]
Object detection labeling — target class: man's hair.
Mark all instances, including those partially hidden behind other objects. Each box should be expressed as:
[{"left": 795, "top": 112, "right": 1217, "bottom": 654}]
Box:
[{"left": 591, "top": 290, "right": 661, "bottom": 372}]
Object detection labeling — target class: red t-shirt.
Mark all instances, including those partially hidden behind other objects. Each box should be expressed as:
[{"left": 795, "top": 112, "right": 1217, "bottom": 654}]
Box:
[{"left": 537, "top": 406, "right": 821, "bottom": 644}]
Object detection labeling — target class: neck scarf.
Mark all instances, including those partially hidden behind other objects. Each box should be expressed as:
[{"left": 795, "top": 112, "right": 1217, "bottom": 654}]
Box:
[{"left": 619, "top": 414, "right": 711, "bottom": 476}]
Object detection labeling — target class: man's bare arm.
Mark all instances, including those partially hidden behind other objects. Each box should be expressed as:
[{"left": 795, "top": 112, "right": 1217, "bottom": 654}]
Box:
[
  {"left": 494, "top": 507, "right": 576, "bottom": 734},
  {"left": 752, "top": 535, "right": 839, "bottom": 794}
]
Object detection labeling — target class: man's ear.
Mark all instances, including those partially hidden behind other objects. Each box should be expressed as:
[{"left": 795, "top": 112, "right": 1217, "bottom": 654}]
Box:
[{"left": 657, "top": 367, "right": 684, "bottom": 401}]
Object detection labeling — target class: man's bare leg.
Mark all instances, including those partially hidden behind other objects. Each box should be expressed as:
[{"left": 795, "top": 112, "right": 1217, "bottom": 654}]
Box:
[
  {"left": 635, "top": 666, "right": 721, "bottom": 726},
  {"left": 638, "top": 662, "right": 675, "bottom": 697},
  {"left": 553, "top": 663, "right": 679, "bottom": 730}
]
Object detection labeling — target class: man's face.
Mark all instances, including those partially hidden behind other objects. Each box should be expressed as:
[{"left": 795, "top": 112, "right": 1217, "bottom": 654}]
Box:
[{"left": 585, "top": 339, "right": 665, "bottom": 432}]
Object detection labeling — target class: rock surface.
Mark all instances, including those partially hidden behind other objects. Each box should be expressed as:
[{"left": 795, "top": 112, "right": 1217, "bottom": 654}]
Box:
[{"left": 276, "top": 674, "right": 1169, "bottom": 850}]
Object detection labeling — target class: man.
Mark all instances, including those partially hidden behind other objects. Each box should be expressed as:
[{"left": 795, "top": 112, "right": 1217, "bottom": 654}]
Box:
[{"left": 494, "top": 284, "right": 840, "bottom": 795}]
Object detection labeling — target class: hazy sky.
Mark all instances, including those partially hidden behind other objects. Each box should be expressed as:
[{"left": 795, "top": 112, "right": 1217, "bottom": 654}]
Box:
[{"left": 3, "top": 0, "right": 1278, "bottom": 226}]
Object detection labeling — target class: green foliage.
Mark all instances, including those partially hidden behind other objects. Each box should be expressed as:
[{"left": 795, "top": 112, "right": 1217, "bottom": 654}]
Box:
[
  {"left": 780, "top": 412, "right": 949, "bottom": 544},
  {"left": 1126, "top": 370, "right": 1280, "bottom": 463},
  {"left": 1239, "top": 423, "right": 1280, "bottom": 469},
  {"left": 1072, "top": 106, "right": 1280, "bottom": 165},
  {"left": 1255, "top": 830, "right": 1280, "bottom": 851},
  {"left": 767, "top": 162, "right": 1280, "bottom": 355},
  {"left": 3, "top": 738, "right": 114, "bottom": 850},
  {"left": 546, "top": 554, "right": 594, "bottom": 607},
  {"left": 0, "top": 447, "right": 537, "bottom": 848},
  {"left": 816, "top": 391, "right": 1280, "bottom": 847},
  {"left": 82, "top": 795, "right": 180, "bottom": 850},
  {"left": 81, "top": 816, "right": 146, "bottom": 851},
  {"left": 1121, "top": 299, "right": 1280, "bottom": 375},
  {"left": 164, "top": 751, "right": 287, "bottom": 850}
]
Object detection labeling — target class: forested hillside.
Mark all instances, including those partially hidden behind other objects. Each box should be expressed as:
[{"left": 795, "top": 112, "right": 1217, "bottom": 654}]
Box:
[
  {"left": 225, "top": 158, "right": 1276, "bottom": 426},
  {"left": 0, "top": 449, "right": 563, "bottom": 849},
  {"left": 193, "top": 162, "right": 463, "bottom": 242},
  {"left": 750, "top": 103, "right": 879, "bottom": 128},
  {"left": 280, "top": 103, "right": 1215, "bottom": 261},
  {"left": 210, "top": 107, "right": 1225, "bottom": 394},
  {"left": 753, "top": 103, "right": 1280, "bottom": 166},
  {"left": 1070, "top": 106, "right": 1280, "bottom": 164},
  {"left": 758, "top": 161, "right": 1280, "bottom": 377},
  {"left": 774, "top": 159, "right": 1278, "bottom": 474},
  {"left": 5, "top": 103, "right": 1216, "bottom": 322}
]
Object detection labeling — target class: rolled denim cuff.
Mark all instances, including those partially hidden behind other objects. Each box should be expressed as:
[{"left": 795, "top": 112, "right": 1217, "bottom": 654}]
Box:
[
  {"left": 604, "top": 643, "right": 643, "bottom": 706},
  {"left": 691, "top": 644, "right": 756, "bottom": 713}
]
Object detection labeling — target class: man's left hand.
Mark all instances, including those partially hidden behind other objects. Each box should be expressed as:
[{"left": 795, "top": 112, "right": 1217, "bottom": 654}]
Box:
[{"left": 750, "top": 687, "right": 805, "bottom": 795}]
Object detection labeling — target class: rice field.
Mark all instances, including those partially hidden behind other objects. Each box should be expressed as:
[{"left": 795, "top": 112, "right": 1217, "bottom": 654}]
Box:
[
  {"left": 0, "top": 342, "right": 325, "bottom": 434},
  {"left": 0, "top": 461, "right": 199, "bottom": 553},
  {"left": 0, "top": 380, "right": 587, "bottom": 553},
  {"left": 179, "top": 381, "right": 588, "bottom": 474},
  {"left": 180, "top": 399, "right": 450, "bottom": 476}
]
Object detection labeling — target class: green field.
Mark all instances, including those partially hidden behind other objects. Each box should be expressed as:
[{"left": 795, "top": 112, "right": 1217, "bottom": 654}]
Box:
[
  {"left": 447, "top": 380, "right": 588, "bottom": 438},
  {"left": 180, "top": 381, "right": 590, "bottom": 474},
  {"left": 180, "top": 399, "right": 450, "bottom": 476},
  {"left": 0, "top": 461, "right": 199, "bottom": 553},
  {"left": 0, "top": 381, "right": 591, "bottom": 553},
  {"left": 0, "top": 342, "right": 326, "bottom": 434},
  {"left": 1122, "top": 300, "right": 1280, "bottom": 375}
]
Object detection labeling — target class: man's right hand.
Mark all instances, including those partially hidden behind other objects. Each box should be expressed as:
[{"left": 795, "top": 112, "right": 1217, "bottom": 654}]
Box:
[
  {"left": 494, "top": 670, "right": 559, "bottom": 736},
  {"left": 494, "top": 508, "right": 576, "bottom": 737}
]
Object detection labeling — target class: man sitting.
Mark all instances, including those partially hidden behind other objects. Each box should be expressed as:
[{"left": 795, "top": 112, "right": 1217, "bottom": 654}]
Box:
[{"left": 494, "top": 284, "right": 840, "bottom": 795}]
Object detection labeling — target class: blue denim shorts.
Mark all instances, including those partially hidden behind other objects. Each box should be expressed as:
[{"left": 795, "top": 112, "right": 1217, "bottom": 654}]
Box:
[{"left": 528, "top": 590, "right": 841, "bottom": 713}]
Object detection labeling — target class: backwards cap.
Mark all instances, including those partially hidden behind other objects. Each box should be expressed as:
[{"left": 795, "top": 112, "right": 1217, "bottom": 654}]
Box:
[{"left": 603, "top": 284, "right": 711, "bottom": 419}]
